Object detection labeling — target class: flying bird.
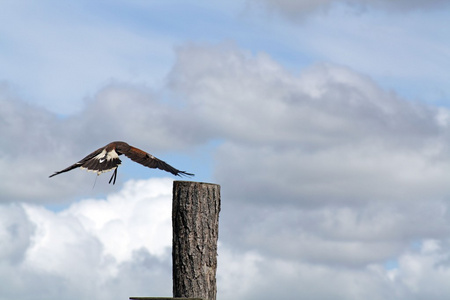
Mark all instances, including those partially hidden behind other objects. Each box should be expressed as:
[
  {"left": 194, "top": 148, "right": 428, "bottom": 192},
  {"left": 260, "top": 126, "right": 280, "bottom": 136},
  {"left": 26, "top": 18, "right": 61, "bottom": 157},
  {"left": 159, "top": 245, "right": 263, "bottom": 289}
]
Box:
[{"left": 49, "top": 141, "right": 194, "bottom": 184}]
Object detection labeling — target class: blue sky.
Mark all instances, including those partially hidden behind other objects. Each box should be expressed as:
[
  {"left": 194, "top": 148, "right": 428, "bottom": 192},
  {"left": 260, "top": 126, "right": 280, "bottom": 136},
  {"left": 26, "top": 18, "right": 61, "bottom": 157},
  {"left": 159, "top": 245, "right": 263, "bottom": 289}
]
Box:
[
  {"left": 2, "top": 1, "right": 449, "bottom": 114},
  {"left": 2, "top": 1, "right": 450, "bottom": 300}
]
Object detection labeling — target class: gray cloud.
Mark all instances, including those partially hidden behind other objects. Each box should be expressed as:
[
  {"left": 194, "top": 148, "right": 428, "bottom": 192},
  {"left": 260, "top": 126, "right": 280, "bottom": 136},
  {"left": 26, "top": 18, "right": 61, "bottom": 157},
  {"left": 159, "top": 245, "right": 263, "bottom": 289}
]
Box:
[
  {"left": 0, "top": 82, "right": 199, "bottom": 203},
  {"left": 253, "top": 0, "right": 450, "bottom": 19},
  {"left": 168, "top": 43, "right": 450, "bottom": 202},
  {"left": 217, "top": 240, "right": 450, "bottom": 300},
  {"left": 167, "top": 43, "right": 450, "bottom": 273},
  {"left": 0, "top": 85, "right": 72, "bottom": 202},
  {"left": 0, "top": 203, "right": 34, "bottom": 264},
  {"left": 3, "top": 42, "right": 450, "bottom": 299}
]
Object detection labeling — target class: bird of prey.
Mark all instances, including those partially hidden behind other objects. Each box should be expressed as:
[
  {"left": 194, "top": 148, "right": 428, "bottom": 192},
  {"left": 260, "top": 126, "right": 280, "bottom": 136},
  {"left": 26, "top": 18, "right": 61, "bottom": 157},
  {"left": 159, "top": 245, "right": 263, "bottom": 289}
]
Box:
[{"left": 49, "top": 141, "right": 194, "bottom": 184}]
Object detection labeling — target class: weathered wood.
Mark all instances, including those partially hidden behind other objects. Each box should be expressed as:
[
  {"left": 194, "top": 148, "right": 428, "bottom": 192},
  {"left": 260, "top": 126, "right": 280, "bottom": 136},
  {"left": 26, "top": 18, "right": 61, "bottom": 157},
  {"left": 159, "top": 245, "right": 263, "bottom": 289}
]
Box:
[{"left": 172, "top": 181, "right": 221, "bottom": 300}]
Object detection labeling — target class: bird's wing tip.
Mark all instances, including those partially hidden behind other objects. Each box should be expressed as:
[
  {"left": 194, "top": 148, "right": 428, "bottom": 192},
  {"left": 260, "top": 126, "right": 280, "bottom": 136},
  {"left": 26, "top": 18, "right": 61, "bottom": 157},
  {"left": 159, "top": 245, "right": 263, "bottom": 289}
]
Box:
[{"left": 178, "top": 171, "right": 195, "bottom": 177}]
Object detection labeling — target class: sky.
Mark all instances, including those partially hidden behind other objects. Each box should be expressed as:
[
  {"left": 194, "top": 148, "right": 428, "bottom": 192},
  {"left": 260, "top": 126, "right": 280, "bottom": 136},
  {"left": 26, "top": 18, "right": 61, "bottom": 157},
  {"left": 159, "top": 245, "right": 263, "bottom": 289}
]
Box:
[{"left": 1, "top": 0, "right": 450, "bottom": 299}]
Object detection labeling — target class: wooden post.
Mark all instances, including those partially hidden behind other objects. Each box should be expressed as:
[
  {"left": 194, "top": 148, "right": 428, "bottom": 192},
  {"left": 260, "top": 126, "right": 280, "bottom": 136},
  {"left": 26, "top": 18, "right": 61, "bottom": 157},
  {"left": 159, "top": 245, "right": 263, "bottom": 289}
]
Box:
[{"left": 172, "top": 181, "right": 221, "bottom": 300}]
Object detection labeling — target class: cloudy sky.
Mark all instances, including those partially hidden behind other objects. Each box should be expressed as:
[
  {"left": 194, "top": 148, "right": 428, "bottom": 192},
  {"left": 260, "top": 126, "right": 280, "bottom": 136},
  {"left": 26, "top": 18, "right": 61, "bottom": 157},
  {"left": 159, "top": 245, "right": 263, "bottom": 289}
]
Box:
[{"left": 2, "top": 0, "right": 450, "bottom": 299}]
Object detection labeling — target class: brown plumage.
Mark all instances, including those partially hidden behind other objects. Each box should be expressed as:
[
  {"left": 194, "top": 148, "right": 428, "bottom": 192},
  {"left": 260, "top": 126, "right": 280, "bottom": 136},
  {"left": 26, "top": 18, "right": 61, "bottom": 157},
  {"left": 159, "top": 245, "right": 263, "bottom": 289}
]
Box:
[{"left": 49, "top": 141, "right": 194, "bottom": 184}]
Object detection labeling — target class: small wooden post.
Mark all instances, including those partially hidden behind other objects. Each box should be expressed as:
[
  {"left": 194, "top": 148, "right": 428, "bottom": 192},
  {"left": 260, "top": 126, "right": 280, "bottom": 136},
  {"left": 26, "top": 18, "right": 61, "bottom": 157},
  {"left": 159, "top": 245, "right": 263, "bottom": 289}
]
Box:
[{"left": 172, "top": 181, "right": 221, "bottom": 300}]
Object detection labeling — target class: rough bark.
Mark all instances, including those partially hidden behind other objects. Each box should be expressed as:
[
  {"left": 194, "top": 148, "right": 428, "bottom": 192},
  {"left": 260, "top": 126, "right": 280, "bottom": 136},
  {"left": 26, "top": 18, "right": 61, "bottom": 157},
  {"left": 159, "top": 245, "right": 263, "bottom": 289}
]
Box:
[{"left": 172, "top": 181, "right": 221, "bottom": 300}]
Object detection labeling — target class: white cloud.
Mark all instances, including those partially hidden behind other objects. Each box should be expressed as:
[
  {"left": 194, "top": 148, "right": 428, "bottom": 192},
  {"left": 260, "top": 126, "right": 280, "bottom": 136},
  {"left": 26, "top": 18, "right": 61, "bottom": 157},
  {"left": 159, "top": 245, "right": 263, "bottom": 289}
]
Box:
[
  {"left": 1, "top": 0, "right": 450, "bottom": 298},
  {"left": 61, "top": 178, "right": 173, "bottom": 261},
  {"left": 4, "top": 40, "right": 450, "bottom": 299},
  {"left": 0, "top": 178, "right": 173, "bottom": 300},
  {"left": 9, "top": 178, "right": 431, "bottom": 300}
]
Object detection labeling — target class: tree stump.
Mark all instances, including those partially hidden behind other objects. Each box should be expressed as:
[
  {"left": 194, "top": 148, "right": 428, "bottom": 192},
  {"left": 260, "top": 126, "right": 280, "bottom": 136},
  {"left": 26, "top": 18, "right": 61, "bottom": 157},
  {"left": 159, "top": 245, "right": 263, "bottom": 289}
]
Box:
[{"left": 172, "top": 181, "right": 221, "bottom": 300}]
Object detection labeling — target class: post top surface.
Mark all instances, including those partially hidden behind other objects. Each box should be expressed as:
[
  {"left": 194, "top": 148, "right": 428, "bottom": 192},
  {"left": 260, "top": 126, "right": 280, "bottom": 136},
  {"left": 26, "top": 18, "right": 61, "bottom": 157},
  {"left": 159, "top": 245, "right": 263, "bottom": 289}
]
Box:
[{"left": 173, "top": 180, "right": 220, "bottom": 187}]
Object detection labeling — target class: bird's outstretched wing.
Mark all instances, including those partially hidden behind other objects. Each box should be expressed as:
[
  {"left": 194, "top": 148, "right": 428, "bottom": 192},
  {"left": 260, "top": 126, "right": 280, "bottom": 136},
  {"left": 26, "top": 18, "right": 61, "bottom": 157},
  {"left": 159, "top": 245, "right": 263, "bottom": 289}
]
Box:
[
  {"left": 49, "top": 141, "right": 193, "bottom": 184},
  {"left": 122, "top": 146, "right": 194, "bottom": 177},
  {"left": 49, "top": 146, "right": 122, "bottom": 178}
]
